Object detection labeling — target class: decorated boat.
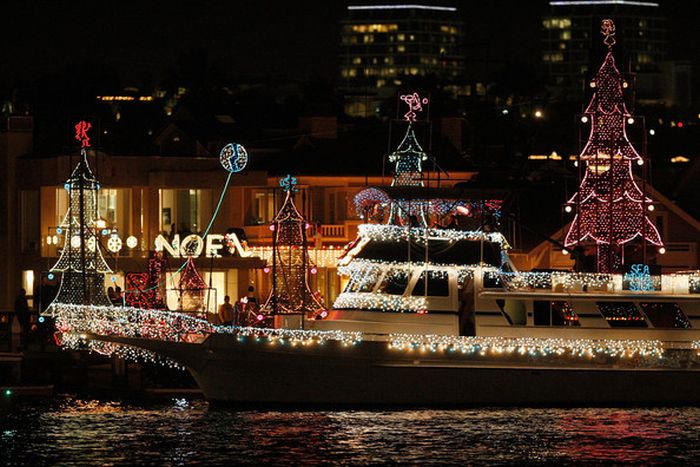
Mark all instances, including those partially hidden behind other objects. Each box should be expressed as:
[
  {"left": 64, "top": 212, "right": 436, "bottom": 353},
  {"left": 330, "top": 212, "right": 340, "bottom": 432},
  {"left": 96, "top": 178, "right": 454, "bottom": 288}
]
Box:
[{"left": 46, "top": 22, "right": 700, "bottom": 405}]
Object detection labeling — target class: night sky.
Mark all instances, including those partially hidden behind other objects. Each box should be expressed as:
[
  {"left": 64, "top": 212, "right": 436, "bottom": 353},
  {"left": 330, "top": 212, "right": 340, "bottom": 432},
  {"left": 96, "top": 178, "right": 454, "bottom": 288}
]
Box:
[{"left": 1, "top": 0, "right": 696, "bottom": 93}]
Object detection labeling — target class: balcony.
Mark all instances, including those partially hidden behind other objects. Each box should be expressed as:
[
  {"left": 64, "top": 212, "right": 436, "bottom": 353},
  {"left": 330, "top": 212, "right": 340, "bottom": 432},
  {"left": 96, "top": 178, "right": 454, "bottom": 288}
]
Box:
[{"left": 244, "top": 220, "right": 361, "bottom": 245}]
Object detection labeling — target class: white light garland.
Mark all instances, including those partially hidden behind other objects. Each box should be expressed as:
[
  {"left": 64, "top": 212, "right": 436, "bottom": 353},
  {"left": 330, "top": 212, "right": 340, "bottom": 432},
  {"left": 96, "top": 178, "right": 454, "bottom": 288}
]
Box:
[
  {"left": 333, "top": 292, "right": 427, "bottom": 313},
  {"left": 389, "top": 334, "right": 665, "bottom": 359},
  {"left": 50, "top": 303, "right": 363, "bottom": 367},
  {"left": 358, "top": 224, "right": 510, "bottom": 249}
]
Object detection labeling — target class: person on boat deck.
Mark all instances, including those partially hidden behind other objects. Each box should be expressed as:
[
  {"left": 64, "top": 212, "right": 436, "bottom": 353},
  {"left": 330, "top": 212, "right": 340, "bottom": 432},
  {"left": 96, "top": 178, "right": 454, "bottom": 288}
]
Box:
[
  {"left": 114, "top": 286, "right": 124, "bottom": 305},
  {"left": 245, "top": 286, "right": 258, "bottom": 304},
  {"left": 218, "top": 296, "right": 235, "bottom": 326},
  {"left": 107, "top": 286, "right": 117, "bottom": 304}
]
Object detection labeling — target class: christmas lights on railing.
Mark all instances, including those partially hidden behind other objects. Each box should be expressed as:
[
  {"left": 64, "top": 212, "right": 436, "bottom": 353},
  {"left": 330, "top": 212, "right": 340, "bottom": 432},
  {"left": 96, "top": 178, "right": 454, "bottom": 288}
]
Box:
[
  {"left": 50, "top": 303, "right": 363, "bottom": 366},
  {"left": 497, "top": 270, "right": 700, "bottom": 294},
  {"left": 357, "top": 224, "right": 510, "bottom": 248},
  {"left": 217, "top": 325, "right": 362, "bottom": 347},
  {"left": 58, "top": 333, "right": 183, "bottom": 369},
  {"left": 500, "top": 271, "right": 616, "bottom": 291},
  {"left": 333, "top": 292, "right": 427, "bottom": 313},
  {"left": 388, "top": 334, "right": 665, "bottom": 360},
  {"left": 338, "top": 258, "right": 486, "bottom": 293}
]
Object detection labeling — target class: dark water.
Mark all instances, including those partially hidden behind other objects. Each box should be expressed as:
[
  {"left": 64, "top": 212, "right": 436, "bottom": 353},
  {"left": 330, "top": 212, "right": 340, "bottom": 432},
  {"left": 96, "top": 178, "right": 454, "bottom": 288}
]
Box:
[{"left": 2, "top": 398, "right": 700, "bottom": 465}]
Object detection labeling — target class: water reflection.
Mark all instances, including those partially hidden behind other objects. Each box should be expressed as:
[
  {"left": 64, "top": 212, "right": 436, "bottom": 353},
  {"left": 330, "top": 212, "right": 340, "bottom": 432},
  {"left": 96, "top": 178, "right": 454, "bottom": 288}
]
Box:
[{"left": 2, "top": 399, "right": 700, "bottom": 465}]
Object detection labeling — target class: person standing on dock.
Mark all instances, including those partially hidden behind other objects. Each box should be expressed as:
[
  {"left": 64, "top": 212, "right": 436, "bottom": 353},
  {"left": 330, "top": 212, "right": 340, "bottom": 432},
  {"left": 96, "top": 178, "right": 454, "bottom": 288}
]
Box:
[{"left": 14, "top": 288, "right": 30, "bottom": 350}]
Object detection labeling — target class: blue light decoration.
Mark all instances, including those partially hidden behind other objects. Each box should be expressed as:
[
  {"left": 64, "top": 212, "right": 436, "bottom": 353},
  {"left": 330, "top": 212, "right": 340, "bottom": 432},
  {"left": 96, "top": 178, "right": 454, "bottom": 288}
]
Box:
[
  {"left": 279, "top": 174, "right": 298, "bottom": 193},
  {"left": 48, "top": 273, "right": 55, "bottom": 280},
  {"left": 56, "top": 228, "right": 63, "bottom": 235},
  {"left": 219, "top": 143, "right": 249, "bottom": 173},
  {"left": 38, "top": 316, "right": 45, "bottom": 323},
  {"left": 626, "top": 264, "right": 655, "bottom": 291}
]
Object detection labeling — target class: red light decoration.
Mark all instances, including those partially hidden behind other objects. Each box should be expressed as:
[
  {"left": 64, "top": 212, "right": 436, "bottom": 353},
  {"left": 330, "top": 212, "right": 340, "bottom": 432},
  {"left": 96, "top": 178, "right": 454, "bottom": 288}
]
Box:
[
  {"left": 74, "top": 121, "right": 92, "bottom": 148},
  {"left": 125, "top": 272, "right": 153, "bottom": 309},
  {"left": 564, "top": 20, "right": 663, "bottom": 273}
]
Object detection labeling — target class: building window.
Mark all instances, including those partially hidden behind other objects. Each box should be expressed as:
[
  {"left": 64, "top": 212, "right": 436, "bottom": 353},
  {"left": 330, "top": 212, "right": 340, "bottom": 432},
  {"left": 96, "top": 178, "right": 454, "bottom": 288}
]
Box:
[
  {"left": 543, "top": 18, "right": 572, "bottom": 29},
  {"left": 543, "top": 52, "right": 564, "bottom": 63},
  {"left": 159, "top": 189, "right": 212, "bottom": 235},
  {"left": 20, "top": 190, "right": 40, "bottom": 253},
  {"left": 351, "top": 23, "right": 398, "bottom": 33},
  {"left": 248, "top": 188, "right": 278, "bottom": 225},
  {"left": 97, "top": 188, "right": 131, "bottom": 235}
]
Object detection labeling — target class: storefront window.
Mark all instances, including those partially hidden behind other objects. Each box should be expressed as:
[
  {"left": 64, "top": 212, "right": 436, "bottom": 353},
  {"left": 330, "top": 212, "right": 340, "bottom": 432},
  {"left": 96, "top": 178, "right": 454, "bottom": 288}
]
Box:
[
  {"left": 248, "top": 189, "right": 278, "bottom": 225},
  {"left": 159, "top": 189, "right": 212, "bottom": 235},
  {"left": 98, "top": 188, "right": 131, "bottom": 235}
]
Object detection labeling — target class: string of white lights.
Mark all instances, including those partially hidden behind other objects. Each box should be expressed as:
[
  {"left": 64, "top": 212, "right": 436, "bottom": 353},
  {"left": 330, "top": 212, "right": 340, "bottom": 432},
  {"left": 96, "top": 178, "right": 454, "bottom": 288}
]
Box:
[
  {"left": 357, "top": 224, "right": 510, "bottom": 248},
  {"left": 388, "top": 334, "right": 665, "bottom": 359}
]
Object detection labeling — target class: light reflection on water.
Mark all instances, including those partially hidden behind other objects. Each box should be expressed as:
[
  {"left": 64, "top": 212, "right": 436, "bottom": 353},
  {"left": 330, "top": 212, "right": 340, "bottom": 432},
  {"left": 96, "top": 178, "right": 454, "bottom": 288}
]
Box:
[{"left": 2, "top": 398, "right": 700, "bottom": 465}]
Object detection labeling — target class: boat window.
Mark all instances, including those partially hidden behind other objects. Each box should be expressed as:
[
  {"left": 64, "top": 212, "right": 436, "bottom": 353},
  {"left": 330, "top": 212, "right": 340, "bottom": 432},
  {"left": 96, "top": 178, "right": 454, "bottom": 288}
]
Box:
[
  {"left": 497, "top": 299, "right": 525, "bottom": 325},
  {"left": 596, "top": 302, "right": 648, "bottom": 328},
  {"left": 640, "top": 303, "right": 691, "bottom": 329},
  {"left": 533, "top": 301, "right": 578, "bottom": 326},
  {"left": 411, "top": 271, "right": 450, "bottom": 297},
  {"left": 552, "top": 301, "right": 580, "bottom": 326},
  {"left": 482, "top": 271, "right": 503, "bottom": 289},
  {"left": 377, "top": 269, "right": 410, "bottom": 295},
  {"left": 344, "top": 269, "right": 379, "bottom": 293}
]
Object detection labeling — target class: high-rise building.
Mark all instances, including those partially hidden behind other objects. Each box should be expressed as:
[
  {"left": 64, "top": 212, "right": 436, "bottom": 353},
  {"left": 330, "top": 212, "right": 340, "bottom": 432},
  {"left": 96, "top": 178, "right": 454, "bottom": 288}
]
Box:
[
  {"left": 339, "top": 4, "right": 464, "bottom": 116},
  {"left": 541, "top": 0, "right": 666, "bottom": 102}
]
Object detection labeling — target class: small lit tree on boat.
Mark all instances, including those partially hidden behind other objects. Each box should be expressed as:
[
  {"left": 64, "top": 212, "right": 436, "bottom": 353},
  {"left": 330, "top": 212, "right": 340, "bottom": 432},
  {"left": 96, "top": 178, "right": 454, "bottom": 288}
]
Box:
[{"left": 260, "top": 175, "right": 325, "bottom": 319}]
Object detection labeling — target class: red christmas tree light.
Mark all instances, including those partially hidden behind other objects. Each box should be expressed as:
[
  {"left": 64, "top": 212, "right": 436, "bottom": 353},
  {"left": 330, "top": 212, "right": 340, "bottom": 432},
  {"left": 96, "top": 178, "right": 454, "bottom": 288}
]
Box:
[{"left": 564, "top": 19, "right": 663, "bottom": 273}]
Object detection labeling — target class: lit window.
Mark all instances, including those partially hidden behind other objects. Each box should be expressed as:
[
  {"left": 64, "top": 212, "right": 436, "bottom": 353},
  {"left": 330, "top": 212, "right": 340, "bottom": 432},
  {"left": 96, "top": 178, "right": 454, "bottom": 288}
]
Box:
[
  {"left": 543, "top": 18, "right": 572, "bottom": 29},
  {"left": 397, "top": 34, "right": 405, "bottom": 41},
  {"left": 560, "top": 30, "right": 571, "bottom": 40},
  {"left": 351, "top": 23, "right": 398, "bottom": 33},
  {"left": 352, "top": 57, "right": 362, "bottom": 65},
  {"left": 397, "top": 45, "right": 406, "bottom": 53}
]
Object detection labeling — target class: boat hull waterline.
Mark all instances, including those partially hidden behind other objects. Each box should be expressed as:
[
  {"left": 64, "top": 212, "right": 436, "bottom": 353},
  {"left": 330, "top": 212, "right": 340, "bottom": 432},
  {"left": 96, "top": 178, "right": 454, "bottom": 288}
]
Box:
[{"left": 98, "top": 334, "right": 700, "bottom": 406}]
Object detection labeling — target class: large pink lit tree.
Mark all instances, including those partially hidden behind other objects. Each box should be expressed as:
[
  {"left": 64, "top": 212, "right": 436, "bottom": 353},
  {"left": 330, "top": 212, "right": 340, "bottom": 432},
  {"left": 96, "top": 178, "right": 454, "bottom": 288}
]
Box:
[{"left": 564, "top": 19, "right": 663, "bottom": 273}]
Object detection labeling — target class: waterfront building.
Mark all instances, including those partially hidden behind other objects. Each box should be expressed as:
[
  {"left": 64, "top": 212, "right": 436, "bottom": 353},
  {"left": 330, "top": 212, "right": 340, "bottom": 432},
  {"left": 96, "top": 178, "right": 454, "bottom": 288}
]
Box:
[{"left": 0, "top": 115, "right": 475, "bottom": 313}]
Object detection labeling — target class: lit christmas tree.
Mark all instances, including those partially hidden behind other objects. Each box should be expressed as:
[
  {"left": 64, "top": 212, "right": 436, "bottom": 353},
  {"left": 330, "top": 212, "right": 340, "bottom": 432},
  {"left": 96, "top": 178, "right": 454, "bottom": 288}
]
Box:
[
  {"left": 564, "top": 19, "right": 663, "bottom": 273},
  {"left": 48, "top": 122, "right": 112, "bottom": 310},
  {"left": 387, "top": 124, "right": 430, "bottom": 226},
  {"left": 260, "top": 175, "right": 325, "bottom": 316}
]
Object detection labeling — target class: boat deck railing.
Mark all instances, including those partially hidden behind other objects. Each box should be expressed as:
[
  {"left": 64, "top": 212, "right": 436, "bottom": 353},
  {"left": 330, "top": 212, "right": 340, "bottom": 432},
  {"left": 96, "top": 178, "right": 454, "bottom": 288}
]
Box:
[{"left": 493, "top": 270, "right": 700, "bottom": 296}]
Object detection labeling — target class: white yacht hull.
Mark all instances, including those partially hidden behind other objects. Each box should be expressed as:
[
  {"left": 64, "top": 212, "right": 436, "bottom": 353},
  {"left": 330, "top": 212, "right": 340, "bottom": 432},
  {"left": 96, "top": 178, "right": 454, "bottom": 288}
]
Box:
[{"left": 102, "top": 334, "right": 700, "bottom": 406}]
